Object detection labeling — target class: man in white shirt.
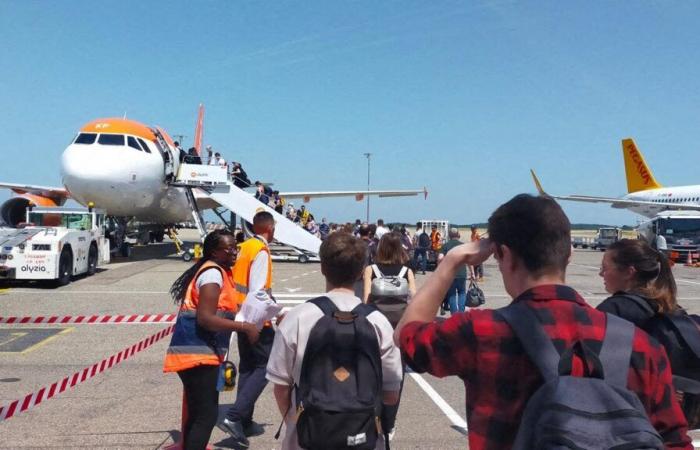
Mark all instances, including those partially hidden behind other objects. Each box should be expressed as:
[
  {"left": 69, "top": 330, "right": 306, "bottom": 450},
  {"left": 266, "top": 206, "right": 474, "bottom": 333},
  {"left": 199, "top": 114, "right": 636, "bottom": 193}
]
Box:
[
  {"left": 267, "top": 232, "right": 402, "bottom": 450},
  {"left": 221, "top": 212, "right": 276, "bottom": 447},
  {"left": 210, "top": 152, "right": 226, "bottom": 168},
  {"left": 375, "top": 218, "right": 390, "bottom": 239}
]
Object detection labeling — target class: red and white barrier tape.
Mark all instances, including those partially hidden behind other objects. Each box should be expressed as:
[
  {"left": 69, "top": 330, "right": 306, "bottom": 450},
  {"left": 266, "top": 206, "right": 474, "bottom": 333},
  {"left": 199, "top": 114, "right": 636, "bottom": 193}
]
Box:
[
  {"left": 0, "top": 325, "right": 174, "bottom": 422},
  {"left": 0, "top": 314, "right": 176, "bottom": 325}
]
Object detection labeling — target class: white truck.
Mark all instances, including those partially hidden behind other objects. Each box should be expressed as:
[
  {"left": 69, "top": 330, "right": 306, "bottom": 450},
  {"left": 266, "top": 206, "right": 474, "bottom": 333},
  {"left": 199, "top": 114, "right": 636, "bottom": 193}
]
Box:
[
  {"left": 638, "top": 211, "right": 700, "bottom": 263},
  {"left": 590, "top": 227, "right": 623, "bottom": 251},
  {"left": 0, "top": 206, "right": 110, "bottom": 286}
]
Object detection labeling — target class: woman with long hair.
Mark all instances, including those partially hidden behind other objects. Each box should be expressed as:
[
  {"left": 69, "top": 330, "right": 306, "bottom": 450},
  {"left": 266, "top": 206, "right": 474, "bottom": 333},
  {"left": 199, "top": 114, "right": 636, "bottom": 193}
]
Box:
[
  {"left": 597, "top": 238, "right": 700, "bottom": 428},
  {"left": 164, "top": 230, "right": 259, "bottom": 450},
  {"left": 363, "top": 231, "right": 416, "bottom": 306},
  {"left": 597, "top": 238, "right": 677, "bottom": 326}
]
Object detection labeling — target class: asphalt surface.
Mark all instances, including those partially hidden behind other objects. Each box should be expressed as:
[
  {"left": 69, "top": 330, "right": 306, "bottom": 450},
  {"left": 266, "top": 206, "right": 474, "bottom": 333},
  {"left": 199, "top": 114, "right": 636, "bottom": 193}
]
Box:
[{"left": 2, "top": 241, "right": 700, "bottom": 449}]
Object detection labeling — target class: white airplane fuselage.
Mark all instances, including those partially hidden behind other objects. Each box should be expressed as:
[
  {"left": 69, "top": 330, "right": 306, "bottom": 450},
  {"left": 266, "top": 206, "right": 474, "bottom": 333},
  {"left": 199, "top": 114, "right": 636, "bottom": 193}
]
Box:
[
  {"left": 60, "top": 129, "right": 192, "bottom": 224},
  {"left": 623, "top": 186, "right": 700, "bottom": 217}
]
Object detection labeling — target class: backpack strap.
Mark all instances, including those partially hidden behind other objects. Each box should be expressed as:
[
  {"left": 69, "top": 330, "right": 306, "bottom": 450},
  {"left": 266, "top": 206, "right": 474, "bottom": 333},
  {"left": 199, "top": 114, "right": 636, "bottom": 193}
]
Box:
[
  {"left": 398, "top": 266, "right": 408, "bottom": 278},
  {"left": 598, "top": 313, "right": 634, "bottom": 388},
  {"left": 371, "top": 264, "right": 383, "bottom": 279},
  {"left": 307, "top": 296, "right": 338, "bottom": 316},
  {"left": 498, "top": 303, "right": 560, "bottom": 381},
  {"left": 351, "top": 302, "right": 378, "bottom": 318},
  {"left": 665, "top": 312, "right": 700, "bottom": 360},
  {"left": 618, "top": 293, "right": 656, "bottom": 316}
]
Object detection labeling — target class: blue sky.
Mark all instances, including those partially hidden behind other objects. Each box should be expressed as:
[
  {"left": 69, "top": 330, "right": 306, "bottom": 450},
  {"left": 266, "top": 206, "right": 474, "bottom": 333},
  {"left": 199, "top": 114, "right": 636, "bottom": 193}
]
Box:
[{"left": 2, "top": 1, "right": 700, "bottom": 225}]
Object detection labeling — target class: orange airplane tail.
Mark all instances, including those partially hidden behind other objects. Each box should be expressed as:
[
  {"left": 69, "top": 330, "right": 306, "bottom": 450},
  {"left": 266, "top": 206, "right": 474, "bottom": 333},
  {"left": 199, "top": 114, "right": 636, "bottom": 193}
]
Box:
[
  {"left": 621, "top": 138, "right": 662, "bottom": 193},
  {"left": 193, "top": 104, "right": 204, "bottom": 156}
]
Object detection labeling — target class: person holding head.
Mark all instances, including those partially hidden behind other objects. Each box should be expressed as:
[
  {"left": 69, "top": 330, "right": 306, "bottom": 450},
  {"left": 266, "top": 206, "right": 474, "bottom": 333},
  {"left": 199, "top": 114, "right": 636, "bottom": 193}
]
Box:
[
  {"left": 267, "top": 232, "right": 403, "bottom": 449},
  {"left": 395, "top": 194, "right": 691, "bottom": 449},
  {"left": 221, "top": 212, "right": 277, "bottom": 447},
  {"left": 163, "top": 230, "right": 259, "bottom": 450}
]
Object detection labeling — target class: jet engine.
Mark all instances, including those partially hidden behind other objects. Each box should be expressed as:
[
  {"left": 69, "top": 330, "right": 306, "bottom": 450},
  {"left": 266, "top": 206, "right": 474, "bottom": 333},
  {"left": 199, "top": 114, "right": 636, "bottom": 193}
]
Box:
[
  {"left": 0, "top": 197, "right": 32, "bottom": 226},
  {"left": 0, "top": 194, "right": 59, "bottom": 227}
]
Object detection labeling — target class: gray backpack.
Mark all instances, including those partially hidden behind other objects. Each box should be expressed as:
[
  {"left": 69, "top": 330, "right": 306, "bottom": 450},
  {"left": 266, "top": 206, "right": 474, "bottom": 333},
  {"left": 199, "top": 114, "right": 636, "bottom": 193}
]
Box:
[
  {"left": 499, "top": 303, "right": 664, "bottom": 450},
  {"left": 368, "top": 265, "right": 409, "bottom": 327}
]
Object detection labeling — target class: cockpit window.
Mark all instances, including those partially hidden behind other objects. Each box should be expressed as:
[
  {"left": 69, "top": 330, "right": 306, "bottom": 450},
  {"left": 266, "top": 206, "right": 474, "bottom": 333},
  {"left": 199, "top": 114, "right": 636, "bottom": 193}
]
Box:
[
  {"left": 98, "top": 134, "right": 125, "bottom": 146},
  {"left": 74, "top": 133, "right": 97, "bottom": 144},
  {"left": 127, "top": 136, "right": 142, "bottom": 151},
  {"left": 136, "top": 137, "right": 152, "bottom": 153}
]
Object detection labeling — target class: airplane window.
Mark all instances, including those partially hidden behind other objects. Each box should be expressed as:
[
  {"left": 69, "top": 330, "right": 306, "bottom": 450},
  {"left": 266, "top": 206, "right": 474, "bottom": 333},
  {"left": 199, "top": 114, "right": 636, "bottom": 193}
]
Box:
[
  {"left": 74, "top": 133, "right": 97, "bottom": 144},
  {"left": 98, "top": 134, "right": 125, "bottom": 146},
  {"left": 136, "top": 137, "right": 152, "bottom": 153},
  {"left": 127, "top": 136, "right": 142, "bottom": 151}
]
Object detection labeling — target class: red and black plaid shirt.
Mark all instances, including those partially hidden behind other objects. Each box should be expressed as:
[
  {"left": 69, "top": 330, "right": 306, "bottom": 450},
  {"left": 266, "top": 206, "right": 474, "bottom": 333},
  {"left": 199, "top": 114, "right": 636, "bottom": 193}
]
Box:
[{"left": 400, "top": 284, "right": 691, "bottom": 450}]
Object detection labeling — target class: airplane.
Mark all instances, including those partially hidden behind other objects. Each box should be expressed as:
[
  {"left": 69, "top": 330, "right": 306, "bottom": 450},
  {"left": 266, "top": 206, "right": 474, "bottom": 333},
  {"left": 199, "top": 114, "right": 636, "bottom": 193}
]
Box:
[
  {"left": 531, "top": 138, "right": 700, "bottom": 218},
  {"left": 0, "top": 105, "right": 426, "bottom": 254}
]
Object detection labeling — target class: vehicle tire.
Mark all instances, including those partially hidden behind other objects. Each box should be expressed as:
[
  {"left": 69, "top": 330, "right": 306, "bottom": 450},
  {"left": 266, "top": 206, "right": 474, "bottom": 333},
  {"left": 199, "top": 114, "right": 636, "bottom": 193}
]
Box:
[
  {"left": 87, "top": 244, "right": 98, "bottom": 276},
  {"left": 182, "top": 251, "right": 193, "bottom": 262},
  {"left": 120, "top": 242, "right": 131, "bottom": 258},
  {"left": 298, "top": 254, "right": 309, "bottom": 264},
  {"left": 573, "top": 244, "right": 579, "bottom": 249},
  {"left": 56, "top": 249, "right": 73, "bottom": 286}
]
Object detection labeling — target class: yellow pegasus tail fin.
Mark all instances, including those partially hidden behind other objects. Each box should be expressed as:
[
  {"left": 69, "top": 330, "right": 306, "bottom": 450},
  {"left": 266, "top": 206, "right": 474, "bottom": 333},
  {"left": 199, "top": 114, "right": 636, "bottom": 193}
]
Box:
[{"left": 622, "top": 138, "right": 662, "bottom": 193}]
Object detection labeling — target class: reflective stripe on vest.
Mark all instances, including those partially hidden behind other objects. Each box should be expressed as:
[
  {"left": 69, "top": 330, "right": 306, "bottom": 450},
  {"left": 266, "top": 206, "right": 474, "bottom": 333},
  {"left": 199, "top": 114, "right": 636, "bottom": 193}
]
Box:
[
  {"left": 163, "top": 261, "right": 236, "bottom": 373},
  {"left": 232, "top": 237, "right": 273, "bottom": 306}
]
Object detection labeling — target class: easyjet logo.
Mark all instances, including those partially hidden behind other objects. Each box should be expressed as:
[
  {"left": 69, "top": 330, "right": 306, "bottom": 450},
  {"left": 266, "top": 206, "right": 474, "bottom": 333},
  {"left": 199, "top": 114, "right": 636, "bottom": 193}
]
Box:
[{"left": 626, "top": 144, "right": 651, "bottom": 185}]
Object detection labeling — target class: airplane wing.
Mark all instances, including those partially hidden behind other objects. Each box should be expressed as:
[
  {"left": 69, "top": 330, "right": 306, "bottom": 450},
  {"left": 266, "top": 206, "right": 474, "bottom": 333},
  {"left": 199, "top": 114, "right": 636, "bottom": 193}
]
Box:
[
  {"left": 0, "top": 182, "right": 70, "bottom": 202},
  {"left": 530, "top": 170, "right": 700, "bottom": 212},
  {"left": 279, "top": 188, "right": 427, "bottom": 201}
]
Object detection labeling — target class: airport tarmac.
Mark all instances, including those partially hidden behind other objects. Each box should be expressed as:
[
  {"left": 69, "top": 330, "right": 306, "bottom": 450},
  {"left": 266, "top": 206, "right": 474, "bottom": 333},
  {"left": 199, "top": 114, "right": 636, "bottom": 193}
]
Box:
[{"left": 2, "top": 243, "right": 700, "bottom": 449}]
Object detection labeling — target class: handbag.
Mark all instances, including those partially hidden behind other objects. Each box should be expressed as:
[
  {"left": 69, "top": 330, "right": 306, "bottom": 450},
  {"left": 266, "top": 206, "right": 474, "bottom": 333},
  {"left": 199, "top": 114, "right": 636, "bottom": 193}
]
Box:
[{"left": 467, "top": 280, "right": 485, "bottom": 307}]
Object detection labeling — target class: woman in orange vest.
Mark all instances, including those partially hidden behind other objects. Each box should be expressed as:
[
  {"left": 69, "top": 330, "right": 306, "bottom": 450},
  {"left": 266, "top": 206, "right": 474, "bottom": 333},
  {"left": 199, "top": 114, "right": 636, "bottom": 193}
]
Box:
[{"left": 164, "top": 230, "right": 259, "bottom": 450}]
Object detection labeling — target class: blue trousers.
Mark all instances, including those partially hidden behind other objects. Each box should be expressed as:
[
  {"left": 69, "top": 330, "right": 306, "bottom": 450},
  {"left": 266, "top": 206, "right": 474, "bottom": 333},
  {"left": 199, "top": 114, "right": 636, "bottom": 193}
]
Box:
[
  {"left": 413, "top": 248, "right": 427, "bottom": 272},
  {"left": 225, "top": 328, "right": 274, "bottom": 425},
  {"left": 447, "top": 278, "right": 467, "bottom": 313}
]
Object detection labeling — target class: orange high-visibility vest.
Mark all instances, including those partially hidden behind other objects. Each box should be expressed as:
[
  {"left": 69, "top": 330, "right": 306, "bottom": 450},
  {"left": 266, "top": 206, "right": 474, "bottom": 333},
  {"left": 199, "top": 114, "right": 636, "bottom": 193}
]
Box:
[
  {"left": 431, "top": 231, "right": 441, "bottom": 251},
  {"left": 232, "top": 237, "right": 272, "bottom": 306},
  {"left": 163, "top": 261, "right": 237, "bottom": 373}
]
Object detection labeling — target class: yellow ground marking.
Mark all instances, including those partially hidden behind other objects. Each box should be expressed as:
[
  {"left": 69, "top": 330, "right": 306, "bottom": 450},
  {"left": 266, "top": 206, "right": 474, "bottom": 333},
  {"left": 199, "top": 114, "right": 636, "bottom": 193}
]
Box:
[{"left": 0, "top": 327, "right": 74, "bottom": 354}]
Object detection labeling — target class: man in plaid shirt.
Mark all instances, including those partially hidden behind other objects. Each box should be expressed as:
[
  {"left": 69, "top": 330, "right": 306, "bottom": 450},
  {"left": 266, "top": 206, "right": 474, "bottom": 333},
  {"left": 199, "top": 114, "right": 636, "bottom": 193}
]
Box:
[{"left": 395, "top": 194, "right": 691, "bottom": 449}]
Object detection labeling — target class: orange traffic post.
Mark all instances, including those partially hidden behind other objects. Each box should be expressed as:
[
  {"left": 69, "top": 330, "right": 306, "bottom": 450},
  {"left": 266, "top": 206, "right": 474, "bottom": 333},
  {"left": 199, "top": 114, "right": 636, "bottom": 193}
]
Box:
[{"left": 686, "top": 251, "right": 693, "bottom": 267}]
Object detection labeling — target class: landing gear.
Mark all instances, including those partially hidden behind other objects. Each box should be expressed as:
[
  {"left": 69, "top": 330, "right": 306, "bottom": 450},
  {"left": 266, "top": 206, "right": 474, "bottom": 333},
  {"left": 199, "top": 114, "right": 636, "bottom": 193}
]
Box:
[{"left": 120, "top": 242, "right": 132, "bottom": 258}]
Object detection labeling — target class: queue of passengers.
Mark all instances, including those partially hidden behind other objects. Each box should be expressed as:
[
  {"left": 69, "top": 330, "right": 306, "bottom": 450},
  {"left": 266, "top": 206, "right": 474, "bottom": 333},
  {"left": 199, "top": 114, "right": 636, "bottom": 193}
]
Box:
[{"left": 164, "top": 195, "right": 698, "bottom": 449}]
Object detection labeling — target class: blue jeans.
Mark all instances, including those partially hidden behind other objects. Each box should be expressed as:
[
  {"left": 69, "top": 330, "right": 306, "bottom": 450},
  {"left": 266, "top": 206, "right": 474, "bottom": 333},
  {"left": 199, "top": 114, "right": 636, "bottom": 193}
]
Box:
[
  {"left": 413, "top": 248, "right": 427, "bottom": 272},
  {"left": 447, "top": 278, "right": 467, "bottom": 313}
]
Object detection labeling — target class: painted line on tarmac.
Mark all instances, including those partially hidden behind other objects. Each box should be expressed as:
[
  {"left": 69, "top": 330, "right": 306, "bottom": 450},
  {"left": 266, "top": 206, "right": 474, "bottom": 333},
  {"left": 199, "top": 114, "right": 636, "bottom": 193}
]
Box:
[
  {"left": 407, "top": 369, "right": 468, "bottom": 434},
  {"left": 0, "top": 325, "right": 174, "bottom": 422},
  {"left": 677, "top": 278, "right": 700, "bottom": 286}
]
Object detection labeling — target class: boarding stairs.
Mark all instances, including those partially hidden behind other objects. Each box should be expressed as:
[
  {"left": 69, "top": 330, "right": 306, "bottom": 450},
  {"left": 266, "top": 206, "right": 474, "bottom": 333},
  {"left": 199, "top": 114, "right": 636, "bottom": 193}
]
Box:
[
  {"left": 152, "top": 128, "right": 177, "bottom": 180},
  {"left": 170, "top": 164, "right": 322, "bottom": 254}
]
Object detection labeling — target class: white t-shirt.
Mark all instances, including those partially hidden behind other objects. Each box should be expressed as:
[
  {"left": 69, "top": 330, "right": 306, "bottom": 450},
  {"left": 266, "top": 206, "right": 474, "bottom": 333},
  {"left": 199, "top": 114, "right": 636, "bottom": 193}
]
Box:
[
  {"left": 195, "top": 267, "right": 223, "bottom": 289},
  {"left": 266, "top": 290, "right": 402, "bottom": 450},
  {"left": 375, "top": 225, "right": 390, "bottom": 239}
]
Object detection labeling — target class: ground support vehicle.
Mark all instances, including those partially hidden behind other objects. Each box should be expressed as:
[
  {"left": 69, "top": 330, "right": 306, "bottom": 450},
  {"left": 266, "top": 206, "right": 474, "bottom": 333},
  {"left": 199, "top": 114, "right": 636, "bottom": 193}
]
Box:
[
  {"left": 0, "top": 206, "right": 110, "bottom": 285},
  {"left": 572, "top": 237, "right": 595, "bottom": 249},
  {"left": 269, "top": 243, "right": 319, "bottom": 264},
  {"left": 590, "top": 227, "right": 622, "bottom": 251},
  {"left": 638, "top": 211, "right": 700, "bottom": 263}
]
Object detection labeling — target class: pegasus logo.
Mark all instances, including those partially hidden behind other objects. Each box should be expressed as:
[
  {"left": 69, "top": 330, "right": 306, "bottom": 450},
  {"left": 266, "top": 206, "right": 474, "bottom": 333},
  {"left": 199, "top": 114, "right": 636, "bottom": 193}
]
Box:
[{"left": 627, "top": 144, "right": 651, "bottom": 185}]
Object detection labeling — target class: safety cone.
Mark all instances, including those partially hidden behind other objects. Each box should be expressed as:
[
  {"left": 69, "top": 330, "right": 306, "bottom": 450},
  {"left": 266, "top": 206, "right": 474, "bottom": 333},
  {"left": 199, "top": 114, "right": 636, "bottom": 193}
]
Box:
[
  {"left": 685, "top": 251, "right": 694, "bottom": 267},
  {"left": 164, "top": 392, "right": 213, "bottom": 450}
]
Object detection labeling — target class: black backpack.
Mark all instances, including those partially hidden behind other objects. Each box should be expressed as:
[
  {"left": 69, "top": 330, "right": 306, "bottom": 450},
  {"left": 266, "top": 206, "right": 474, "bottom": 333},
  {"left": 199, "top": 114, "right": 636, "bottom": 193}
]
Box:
[
  {"left": 417, "top": 232, "right": 431, "bottom": 249},
  {"left": 296, "top": 296, "right": 384, "bottom": 450},
  {"left": 499, "top": 303, "right": 664, "bottom": 449},
  {"left": 621, "top": 294, "right": 700, "bottom": 428}
]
